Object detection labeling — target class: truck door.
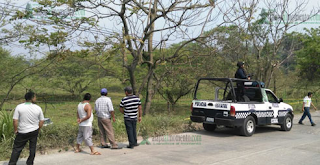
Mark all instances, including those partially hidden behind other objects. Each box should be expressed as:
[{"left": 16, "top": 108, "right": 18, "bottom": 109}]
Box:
[{"left": 265, "top": 90, "right": 280, "bottom": 124}]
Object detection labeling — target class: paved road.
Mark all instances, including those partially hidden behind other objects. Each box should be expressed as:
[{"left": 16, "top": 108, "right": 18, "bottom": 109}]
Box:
[{"left": 2, "top": 111, "right": 320, "bottom": 165}]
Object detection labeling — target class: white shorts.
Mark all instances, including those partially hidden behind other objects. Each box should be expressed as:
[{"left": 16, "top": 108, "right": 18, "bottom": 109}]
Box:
[{"left": 77, "top": 126, "right": 93, "bottom": 146}]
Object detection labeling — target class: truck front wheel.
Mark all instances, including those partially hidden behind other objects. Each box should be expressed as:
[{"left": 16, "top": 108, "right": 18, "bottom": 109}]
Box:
[
  {"left": 203, "top": 123, "right": 217, "bottom": 132},
  {"left": 240, "top": 116, "right": 256, "bottom": 136}
]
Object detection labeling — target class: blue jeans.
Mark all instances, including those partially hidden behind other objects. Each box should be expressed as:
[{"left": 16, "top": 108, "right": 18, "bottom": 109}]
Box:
[
  {"left": 125, "top": 119, "right": 137, "bottom": 146},
  {"left": 299, "top": 107, "right": 314, "bottom": 124}
]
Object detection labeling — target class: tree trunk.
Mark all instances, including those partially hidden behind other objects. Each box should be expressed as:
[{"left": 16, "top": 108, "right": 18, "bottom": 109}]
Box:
[
  {"left": 171, "top": 103, "right": 175, "bottom": 112},
  {"left": 142, "top": 0, "right": 157, "bottom": 115},
  {"left": 143, "top": 69, "right": 154, "bottom": 116},
  {"left": 127, "top": 66, "right": 138, "bottom": 95},
  {"left": 273, "top": 72, "right": 276, "bottom": 94},
  {"left": 266, "top": 65, "right": 275, "bottom": 88}
]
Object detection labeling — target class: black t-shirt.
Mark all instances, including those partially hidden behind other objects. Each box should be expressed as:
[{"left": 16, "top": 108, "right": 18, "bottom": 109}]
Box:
[{"left": 235, "top": 68, "right": 247, "bottom": 79}]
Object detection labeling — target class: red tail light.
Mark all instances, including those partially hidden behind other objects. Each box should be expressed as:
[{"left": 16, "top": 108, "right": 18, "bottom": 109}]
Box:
[
  {"left": 190, "top": 103, "right": 193, "bottom": 112},
  {"left": 230, "top": 106, "right": 236, "bottom": 117}
]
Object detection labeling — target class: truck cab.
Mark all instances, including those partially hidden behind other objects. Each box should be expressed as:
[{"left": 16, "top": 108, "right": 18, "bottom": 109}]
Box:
[{"left": 190, "top": 78, "right": 294, "bottom": 136}]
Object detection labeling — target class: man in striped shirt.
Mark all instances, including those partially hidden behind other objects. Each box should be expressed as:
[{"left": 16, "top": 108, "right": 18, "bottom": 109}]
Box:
[{"left": 119, "top": 86, "right": 142, "bottom": 149}]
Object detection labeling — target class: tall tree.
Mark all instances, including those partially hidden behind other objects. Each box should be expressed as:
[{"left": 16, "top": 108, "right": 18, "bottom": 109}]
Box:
[
  {"left": 239, "top": 0, "right": 319, "bottom": 87},
  {"left": 29, "top": 0, "right": 222, "bottom": 114},
  {"left": 39, "top": 50, "right": 119, "bottom": 96},
  {"left": 0, "top": 47, "right": 55, "bottom": 109},
  {"left": 200, "top": 0, "right": 320, "bottom": 89},
  {"left": 296, "top": 28, "right": 320, "bottom": 82}
]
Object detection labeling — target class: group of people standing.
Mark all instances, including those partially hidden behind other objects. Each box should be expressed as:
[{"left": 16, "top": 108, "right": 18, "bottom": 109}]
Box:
[
  {"left": 8, "top": 86, "right": 142, "bottom": 164},
  {"left": 75, "top": 86, "right": 142, "bottom": 155}
]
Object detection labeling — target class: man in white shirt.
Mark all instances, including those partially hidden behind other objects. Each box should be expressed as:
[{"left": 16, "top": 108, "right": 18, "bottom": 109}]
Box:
[
  {"left": 299, "top": 92, "right": 318, "bottom": 126},
  {"left": 95, "top": 88, "right": 120, "bottom": 149},
  {"left": 9, "top": 91, "right": 45, "bottom": 165}
]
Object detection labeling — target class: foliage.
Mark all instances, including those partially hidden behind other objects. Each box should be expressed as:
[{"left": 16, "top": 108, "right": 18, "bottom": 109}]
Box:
[
  {"left": 0, "top": 47, "right": 29, "bottom": 89},
  {"left": 296, "top": 28, "right": 320, "bottom": 81},
  {"left": 0, "top": 1, "right": 36, "bottom": 45},
  {"left": 0, "top": 47, "right": 33, "bottom": 108},
  {"left": 154, "top": 44, "right": 197, "bottom": 110},
  {"left": 38, "top": 51, "right": 114, "bottom": 96},
  {"left": 0, "top": 110, "right": 15, "bottom": 161},
  {"left": 25, "top": 0, "right": 218, "bottom": 115},
  {"left": 156, "top": 69, "right": 194, "bottom": 111},
  {"left": 37, "top": 123, "right": 79, "bottom": 150},
  {"left": 0, "top": 111, "right": 14, "bottom": 142}
]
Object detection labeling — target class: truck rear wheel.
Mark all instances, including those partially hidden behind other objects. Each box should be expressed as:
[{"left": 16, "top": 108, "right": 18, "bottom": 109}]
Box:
[
  {"left": 240, "top": 116, "right": 256, "bottom": 136},
  {"left": 280, "top": 115, "right": 293, "bottom": 131},
  {"left": 203, "top": 123, "right": 217, "bottom": 132}
]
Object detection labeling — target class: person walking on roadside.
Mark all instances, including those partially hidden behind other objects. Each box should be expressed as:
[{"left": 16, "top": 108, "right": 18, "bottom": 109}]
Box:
[
  {"left": 119, "top": 87, "right": 142, "bottom": 149},
  {"left": 95, "top": 88, "right": 121, "bottom": 149},
  {"left": 75, "top": 93, "right": 101, "bottom": 155},
  {"left": 299, "top": 92, "right": 318, "bottom": 126},
  {"left": 9, "top": 91, "right": 45, "bottom": 165}
]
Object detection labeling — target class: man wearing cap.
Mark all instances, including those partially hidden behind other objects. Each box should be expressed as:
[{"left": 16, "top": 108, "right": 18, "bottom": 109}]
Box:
[
  {"left": 95, "top": 88, "right": 120, "bottom": 149},
  {"left": 235, "top": 61, "right": 248, "bottom": 80},
  {"left": 235, "top": 62, "right": 249, "bottom": 102}
]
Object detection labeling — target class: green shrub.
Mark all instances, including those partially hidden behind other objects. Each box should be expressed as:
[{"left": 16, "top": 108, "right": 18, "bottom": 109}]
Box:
[
  {"left": 0, "top": 111, "right": 14, "bottom": 142},
  {"left": 38, "top": 123, "right": 79, "bottom": 151},
  {"left": 0, "top": 111, "right": 15, "bottom": 160},
  {"left": 0, "top": 138, "right": 14, "bottom": 160}
]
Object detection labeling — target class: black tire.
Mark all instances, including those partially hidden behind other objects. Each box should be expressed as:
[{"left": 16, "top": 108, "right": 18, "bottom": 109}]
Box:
[
  {"left": 203, "top": 123, "right": 217, "bottom": 132},
  {"left": 240, "top": 116, "right": 256, "bottom": 136},
  {"left": 280, "top": 115, "right": 293, "bottom": 131}
]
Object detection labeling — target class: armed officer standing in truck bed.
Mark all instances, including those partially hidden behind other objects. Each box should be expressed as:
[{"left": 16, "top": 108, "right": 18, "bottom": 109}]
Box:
[
  {"left": 235, "top": 62, "right": 249, "bottom": 102},
  {"left": 235, "top": 62, "right": 248, "bottom": 80}
]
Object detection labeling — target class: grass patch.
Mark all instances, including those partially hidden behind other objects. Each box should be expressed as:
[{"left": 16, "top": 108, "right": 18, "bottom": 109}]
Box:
[
  {"left": 0, "top": 111, "right": 15, "bottom": 160},
  {"left": 0, "top": 96, "right": 197, "bottom": 161}
]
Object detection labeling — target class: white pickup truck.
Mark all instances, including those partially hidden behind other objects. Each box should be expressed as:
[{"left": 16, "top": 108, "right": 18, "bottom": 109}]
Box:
[{"left": 190, "top": 78, "right": 294, "bottom": 136}]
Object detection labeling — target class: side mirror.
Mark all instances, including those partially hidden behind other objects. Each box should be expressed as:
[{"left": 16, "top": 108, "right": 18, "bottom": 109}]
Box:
[{"left": 279, "top": 98, "right": 283, "bottom": 103}]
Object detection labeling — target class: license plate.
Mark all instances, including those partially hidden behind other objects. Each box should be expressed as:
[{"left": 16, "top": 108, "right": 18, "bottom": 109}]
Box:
[
  {"left": 206, "top": 117, "right": 214, "bottom": 122},
  {"left": 271, "top": 118, "right": 278, "bottom": 124}
]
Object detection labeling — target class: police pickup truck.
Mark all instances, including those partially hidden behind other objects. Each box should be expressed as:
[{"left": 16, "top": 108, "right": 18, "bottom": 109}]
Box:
[{"left": 190, "top": 78, "right": 294, "bottom": 136}]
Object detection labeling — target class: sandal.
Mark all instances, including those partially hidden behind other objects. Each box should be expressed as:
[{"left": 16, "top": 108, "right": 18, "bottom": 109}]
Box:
[
  {"left": 74, "top": 149, "right": 82, "bottom": 153},
  {"left": 90, "top": 151, "right": 101, "bottom": 155}
]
